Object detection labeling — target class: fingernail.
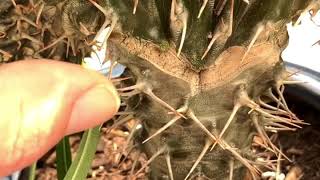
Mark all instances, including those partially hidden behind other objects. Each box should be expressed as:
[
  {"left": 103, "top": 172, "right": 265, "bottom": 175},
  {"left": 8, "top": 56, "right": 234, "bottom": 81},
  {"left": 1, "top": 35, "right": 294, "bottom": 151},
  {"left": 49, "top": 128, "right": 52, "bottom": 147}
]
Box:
[{"left": 67, "top": 84, "right": 120, "bottom": 135}]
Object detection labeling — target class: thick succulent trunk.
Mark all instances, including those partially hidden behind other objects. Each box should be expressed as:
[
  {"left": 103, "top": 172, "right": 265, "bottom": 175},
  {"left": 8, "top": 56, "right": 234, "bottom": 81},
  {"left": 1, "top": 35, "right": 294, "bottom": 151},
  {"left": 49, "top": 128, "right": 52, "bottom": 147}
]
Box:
[
  {"left": 106, "top": 1, "right": 315, "bottom": 179},
  {"left": 1, "top": 0, "right": 318, "bottom": 179}
]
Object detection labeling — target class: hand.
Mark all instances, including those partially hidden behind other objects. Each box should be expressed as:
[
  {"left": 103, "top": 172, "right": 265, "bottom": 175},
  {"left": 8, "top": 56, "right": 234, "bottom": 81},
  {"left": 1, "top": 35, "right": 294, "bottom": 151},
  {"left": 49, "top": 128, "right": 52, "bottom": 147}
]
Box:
[{"left": 0, "top": 59, "right": 120, "bottom": 176}]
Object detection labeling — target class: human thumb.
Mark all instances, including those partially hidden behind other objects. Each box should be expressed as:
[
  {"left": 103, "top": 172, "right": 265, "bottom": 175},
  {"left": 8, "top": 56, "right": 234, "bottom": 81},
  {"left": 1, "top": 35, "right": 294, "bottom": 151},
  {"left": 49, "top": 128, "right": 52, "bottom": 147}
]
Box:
[{"left": 0, "top": 59, "right": 120, "bottom": 176}]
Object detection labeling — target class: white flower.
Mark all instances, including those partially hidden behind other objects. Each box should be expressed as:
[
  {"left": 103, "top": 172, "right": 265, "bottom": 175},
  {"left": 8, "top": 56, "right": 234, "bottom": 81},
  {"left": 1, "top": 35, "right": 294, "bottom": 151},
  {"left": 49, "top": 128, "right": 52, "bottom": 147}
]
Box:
[{"left": 82, "top": 27, "right": 125, "bottom": 77}]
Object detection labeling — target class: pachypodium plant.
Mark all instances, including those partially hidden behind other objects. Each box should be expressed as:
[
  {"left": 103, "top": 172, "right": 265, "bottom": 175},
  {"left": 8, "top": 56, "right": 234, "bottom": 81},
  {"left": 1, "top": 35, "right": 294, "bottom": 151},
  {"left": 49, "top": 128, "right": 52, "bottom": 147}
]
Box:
[{"left": 1, "top": 0, "right": 319, "bottom": 179}]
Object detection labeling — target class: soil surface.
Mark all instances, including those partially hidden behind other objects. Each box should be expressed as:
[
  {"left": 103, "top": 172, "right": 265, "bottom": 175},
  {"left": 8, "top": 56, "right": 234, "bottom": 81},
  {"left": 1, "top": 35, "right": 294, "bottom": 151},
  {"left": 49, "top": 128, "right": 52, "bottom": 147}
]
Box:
[{"left": 278, "top": 87, "right": 320, "bottom": 180}]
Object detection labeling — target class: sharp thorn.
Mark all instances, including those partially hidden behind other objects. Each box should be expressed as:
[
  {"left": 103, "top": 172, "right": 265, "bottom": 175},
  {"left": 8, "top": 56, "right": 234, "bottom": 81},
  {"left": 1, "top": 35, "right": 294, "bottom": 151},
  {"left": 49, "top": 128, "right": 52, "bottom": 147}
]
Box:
[
  {"left": 177, "top": 14, "right": 187, "bottom": 57},
  {"left": 201, "top": 32, "right": 221, "bottom": 60},
  {"left": 239, "top": 90, "right": 301, "bottom": 129},
  {"left": 265, "top": 89, "right": 287, "bottom": 110},
  {"left": 124, "top": 120, "right": 141, "bottom": 150},
  {"left": 116, "top": 111, "right": 134, "bottom": 115},
  {"left": 165, "top": 153, "right": 175, "bottom": 180},
  {"left": 36, "top": 3, "right": 44, "bottom": 25},
  {"left": 264, "top": 121, "right": 296, "bottom": 130},
  {"left": 133, "top": 0, "right": 139, "bottom": 14},
  {"left": 184, "top": 140, "right": 211, "bottom": 180},
  {"left": 170, "top": 0, "right": 176, "bottom": 21},
  {"left": 258, "top": 97, "right": 298, "bottom": 120},
  {"left": 197, "top": 0, "right": 209, "bottom": 19},
  {"left": 108, "top": 61, "right": 117, "bottom": 80},
  {"left": 130, "top": 150, "right": 141, "bottom": 178},
  {"left": 275, "top": 85, "right": 289, "bottom": 111},
  {"left": 242, "top": 0, "right": 249, "bottom": 4},
  {"left": 215, "top": 0, "right": 228, "bottom": 16},
  {"left": 187, "top": 110, "right": 221, "bottom": 147},
  {"left": 252, "top": 106, "right": 302, "bottom": 129},
  {"left": 118, "top": 82, "right": 145, "bottom": 92},
  {"left": 106, "top": 114, "right": 134, "bottom": 133},
  {"left": 241, "top": 24, "right": 264, "bottom": 62},
  {"left": 20, "top": 32, "right": 44, "bottom": 46},
  {"left": 111, "top": 77, "right": 132, "bottom": 83},
  {"left": 134, "top": 146, "right": 167, "bottom": 176},
  {"left": 119, "top": 89, "right": 141, "bottom": 97},
  {"left": 143, "top": 88, "right": 186, "bottom": 119},
  {"left": 11, "top": 0, "right": 17, "bottom": 7},
  {"left": 252, "top": 115, "right": 268, "bottom": 145},
  {"left": 66, "top": 38, "right": 70, "bottom": 58},
  {"left": 212, "top": 103, "right": 241, "bottom": 148},
  {"left": 265, "top": 126, "right": 296, "bottom": 132},
  {"left": 282, "top": 80, "right": 307, "bottom": 84},
  {"left": 37, "top": 35, "right": 67, "bottom": 54},
  {"left": 19, "top": 15, "right": 39, "bottom": 29},
  {"left": 143, "top": 116, "right": 181, "bottom": 144},
  {"left": 229, "top": 158, "right": 234, "bottom": 180},
  {"left": 224, "top": 141, "right": 260, "bottom": 179},
  {"left": 117, "top": 144, "right": 136, "bottom": 167},
  {"left": 252, "top": 115, "right": 292, "bottom": 162},
  {"left": 88, "top": 0, "right": 117, "bottom": 46},
  {"left": 276, "top": 149, "right": 282, "bottom": 179}
]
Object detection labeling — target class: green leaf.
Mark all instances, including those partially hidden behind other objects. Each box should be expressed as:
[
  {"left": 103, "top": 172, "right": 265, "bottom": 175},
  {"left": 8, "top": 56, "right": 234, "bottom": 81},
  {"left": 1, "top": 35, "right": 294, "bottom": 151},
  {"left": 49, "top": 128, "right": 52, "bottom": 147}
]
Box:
[
  {"left": 63, "top": 126, "right": 101, "bottom": 180},
  {"left": 28, "top": 161, "right": 37, "bottom": 180},
  {"left": 56, "top": 136, "right": 72, "bottom": 180}
]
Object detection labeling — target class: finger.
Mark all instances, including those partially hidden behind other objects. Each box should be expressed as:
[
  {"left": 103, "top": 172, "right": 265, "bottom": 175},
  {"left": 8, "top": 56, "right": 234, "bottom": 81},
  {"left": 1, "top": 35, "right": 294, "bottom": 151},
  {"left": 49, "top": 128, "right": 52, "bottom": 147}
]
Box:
[{"left": 0, "top": 59, "right": 120, "bottom": 176}]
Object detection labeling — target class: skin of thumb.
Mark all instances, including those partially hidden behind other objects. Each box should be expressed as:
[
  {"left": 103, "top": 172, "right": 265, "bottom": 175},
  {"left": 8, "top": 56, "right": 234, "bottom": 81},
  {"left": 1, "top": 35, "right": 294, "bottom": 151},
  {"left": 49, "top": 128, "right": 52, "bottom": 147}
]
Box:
[{"left": 0, "top": 60, "right": 120, "bottom": 176}]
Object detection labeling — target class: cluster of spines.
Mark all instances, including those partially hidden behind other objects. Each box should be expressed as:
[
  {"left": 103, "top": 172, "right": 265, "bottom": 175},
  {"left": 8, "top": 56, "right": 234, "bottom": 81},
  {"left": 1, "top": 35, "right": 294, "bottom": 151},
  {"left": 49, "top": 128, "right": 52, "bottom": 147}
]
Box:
[
  {"left": 2, "top": 0, "right": 119, "bottom": 61},
  {"left": 112, "top": 75, "right": 306, "bottom": 179}
]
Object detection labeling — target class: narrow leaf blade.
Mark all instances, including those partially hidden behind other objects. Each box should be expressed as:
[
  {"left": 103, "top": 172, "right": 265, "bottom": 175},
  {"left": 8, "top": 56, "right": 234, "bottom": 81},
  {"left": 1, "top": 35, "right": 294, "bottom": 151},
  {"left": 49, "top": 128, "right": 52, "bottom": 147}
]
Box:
[
  {"left": 28, "top": 161, "right": 37, "bottom": 180},
  {"left": 63, "top": 127, "right": 101, "bottom": 180},
  {"left": 56, "top": 136, "right": 72, "bottom": 180}
]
